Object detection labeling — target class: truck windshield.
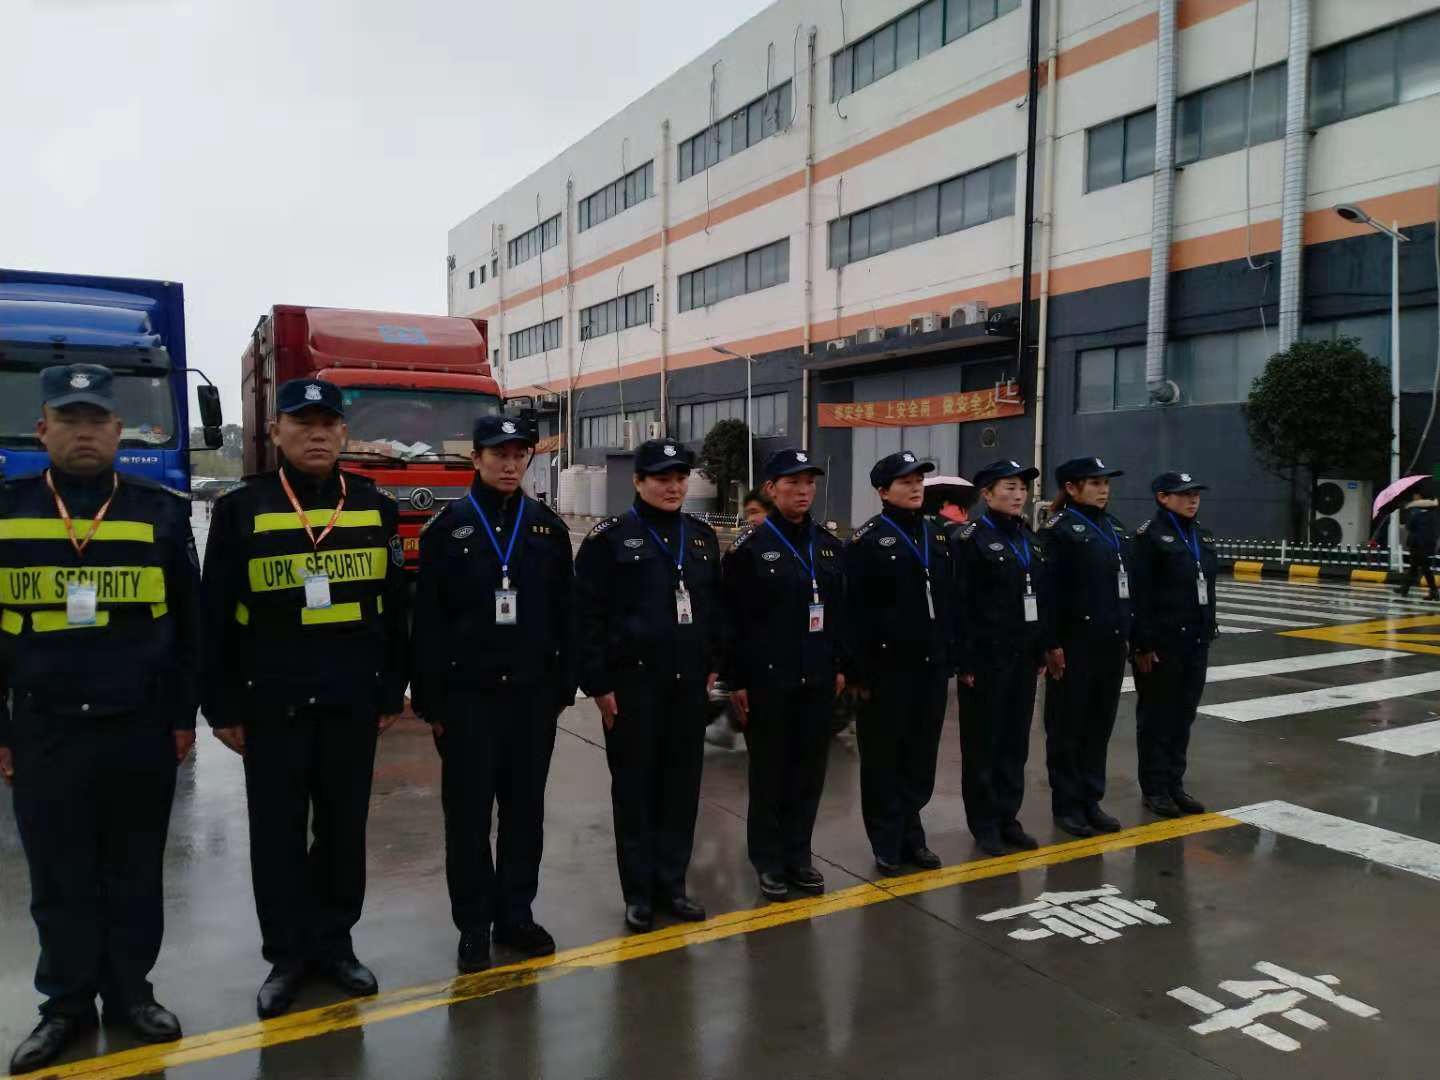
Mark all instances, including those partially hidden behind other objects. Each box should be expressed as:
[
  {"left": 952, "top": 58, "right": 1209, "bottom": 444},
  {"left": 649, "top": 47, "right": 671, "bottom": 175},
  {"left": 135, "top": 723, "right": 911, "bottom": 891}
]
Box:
[
  {"left": 0, "top": 369, "right": 178, "bottom": 449},
  {"left": 339, "top": 387, "right": 503, "bottom": 461}
]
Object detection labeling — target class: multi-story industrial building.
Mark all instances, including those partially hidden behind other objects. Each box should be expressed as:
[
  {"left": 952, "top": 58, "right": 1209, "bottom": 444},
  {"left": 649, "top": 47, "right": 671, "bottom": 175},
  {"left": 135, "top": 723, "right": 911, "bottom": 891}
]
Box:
[{"left": 448, "top": 0, "right": 1440, "bottom": 535}]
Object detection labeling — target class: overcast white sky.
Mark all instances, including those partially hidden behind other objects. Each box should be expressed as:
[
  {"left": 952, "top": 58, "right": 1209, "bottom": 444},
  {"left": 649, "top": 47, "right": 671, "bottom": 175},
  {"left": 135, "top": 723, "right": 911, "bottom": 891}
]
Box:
[{"left": 1, "top": 0, "right": 770, "bottom": 421}]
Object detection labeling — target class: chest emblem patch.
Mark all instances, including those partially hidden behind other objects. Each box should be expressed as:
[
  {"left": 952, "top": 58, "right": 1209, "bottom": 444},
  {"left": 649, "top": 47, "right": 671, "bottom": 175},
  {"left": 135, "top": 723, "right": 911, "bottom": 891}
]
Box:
[
  {"left": 762, "top": 550, "right": 782, "bottom": 562},
  {"left": 452, "top": 526, "right": 475, "bottom": 539},
  {"left": 989, "top": 542, "right": 1004, "bottom": 551},
  {"left": 879, "top": 536, "right": 897, "bottom": 547},
  {"left": 624, "top": 538, "right": 645, "bottom": 549}
]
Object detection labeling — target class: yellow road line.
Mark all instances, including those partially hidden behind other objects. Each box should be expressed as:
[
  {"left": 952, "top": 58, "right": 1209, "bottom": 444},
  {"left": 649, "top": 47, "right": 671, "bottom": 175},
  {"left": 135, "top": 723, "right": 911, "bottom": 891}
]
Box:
[
  {"left": 1284, "top": 613, "right": 1440, "bottom": 657},
  {"left": 30, "top": 813, "right": 1239, "bottom": 1080}
]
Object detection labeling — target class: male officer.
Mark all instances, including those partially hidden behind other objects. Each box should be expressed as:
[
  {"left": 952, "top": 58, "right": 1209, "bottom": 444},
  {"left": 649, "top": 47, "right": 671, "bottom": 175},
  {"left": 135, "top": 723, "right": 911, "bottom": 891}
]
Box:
[
  {"left": 201, "top": 378, "right": 409, "bottom": 1019},
  {"left": 575, "top": 438, "right": 720, "bottom": 932},
  {"left": 844, "top": 451, "right": 955, "bottom": 875},
  {"left": 1, "top": 364, "right": 200, "bottom": 1073},
  {"left": 411, "top": 414, "right": 574, "bottom": 972},
  {"left": 1130, "top": 471, "right": 1217, "bottom": 818}
]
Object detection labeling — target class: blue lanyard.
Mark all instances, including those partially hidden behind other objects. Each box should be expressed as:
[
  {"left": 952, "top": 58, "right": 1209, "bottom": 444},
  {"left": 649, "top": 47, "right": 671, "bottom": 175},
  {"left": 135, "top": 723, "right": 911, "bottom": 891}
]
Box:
[
  {"left": 981, "top": 514, "right": 1031, "bottom": 570},
  {"left": 468, "top": 492, "right": 526, "bottom": 588},
  {"left": 763, "top": 517, "right": 820, "bottom": 600},
  {"left": 1167, "top": 511, "right": 1202, "bottom": 563},
  {"left": 1067, "top": 507, "right": 1120, "bottom": 553},
  {"left": 879, "top": 513, "right": 931, "bottom": 573},
  {"left": 630, "top": 507, "right": 686, "bottom": 582}
]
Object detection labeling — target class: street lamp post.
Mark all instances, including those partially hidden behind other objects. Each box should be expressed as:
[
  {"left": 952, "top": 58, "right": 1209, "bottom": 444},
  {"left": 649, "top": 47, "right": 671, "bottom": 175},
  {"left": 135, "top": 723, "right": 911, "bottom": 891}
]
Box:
[
  {"left": 712, "top": 345, "right": 755, "bottom": 497},
  {"left": 1335, "top": 205, "right": 1410, "bottom": 572}
]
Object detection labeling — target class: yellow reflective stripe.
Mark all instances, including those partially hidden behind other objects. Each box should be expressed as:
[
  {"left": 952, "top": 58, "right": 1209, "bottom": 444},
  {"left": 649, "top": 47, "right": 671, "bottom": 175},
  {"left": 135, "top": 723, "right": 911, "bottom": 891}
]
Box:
[
  {"left": 300, "top": 602, "right": 363, "bottom": 625},
  {"left": 0, "top": 566, "right": 166, "bottom": 605},
  {"left": 251, "top": 510, "right": 383, "bottom": 534},
  {"left": 0, "top": 609, "right": 22, "bottom": 635},
  {"left": 0, "top": 519, "right": 154, "bottom": 543},
  {"left": 31, "top": 610, "right": 112, "bottom": 632},
  {"left": 150, "top": 603, "right": 168, "bottom": 619},
  {"left": 246, "top": 548, "right": 387, "bottom": 593},
  {"left": 235, "top": 602, "right": 250, "bottom": 626},
  {"left": 377, "top": 595, "right": 383, "bottom": 614}
]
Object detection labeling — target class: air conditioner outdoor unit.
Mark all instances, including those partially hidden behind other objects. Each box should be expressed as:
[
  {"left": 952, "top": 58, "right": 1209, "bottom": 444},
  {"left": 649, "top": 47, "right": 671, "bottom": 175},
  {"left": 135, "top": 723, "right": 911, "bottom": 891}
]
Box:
[
  {"left": 538, "top": 392, "right": 561, "bottom": 407},
  {"left": 621, "top": 419, "right": 638, "bottom": 451},
  {"left": 646, "top": 421, "right": 663, "bottom": 439},
  {"left": 951, "top": 300, "right": 990, "bottom": 326},
  {"left": 854, "top": 326, "right": 883, "bottom": 345},
  {"left": 826, "top": 339, "right": 847, "bottom": 352},
  {"left": 909, "top": 313, "right": 942, "bottom": 334},
  {"left": 1312, "top": 478, "right": 1373, "bottom": 545}
]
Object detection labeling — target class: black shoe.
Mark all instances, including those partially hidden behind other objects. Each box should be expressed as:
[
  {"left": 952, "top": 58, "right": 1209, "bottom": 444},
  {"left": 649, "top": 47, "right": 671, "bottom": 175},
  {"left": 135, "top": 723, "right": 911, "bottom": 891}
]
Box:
[
  {"left": 1171, "top": 790, "right": 1206, "bottom": 815},
  {"left": 974, "top": 830, "right": 1006, "bottom": 857},
  {"left": 786, "top": 865, "right": 824, "bottom": 893},
  {"left": 256, "top": 963, "right": 308, "bottom": 1019},
  {"left": 625, "top": 903, "right": 654, "bottom": 932},
  {"left": 457, "top": 931, "right": 491, "bottom": 973},
  {"left": 322, "top": 956, "right": 378, "bottom": 998},
  {"left": 1000, "top": 823, "right": 1039, "bottom": 850},
  {"left": 1085, "top": 805, "right": 1123, "bottom": 833},
  {"left": 875, "top": 854, "right": 904, "bottom": 876},
  {"left": 905, "top": 847, "right": 942, "bottom": 871},
  {"left": 1054, "top": 814, "right": 1096, "bottom": 839},
  {"left": 102, "top": 1001, "right": 181, "bottom": 1043},
  {"left": 758, "top": 871, "right": 790, "bottom": 900},
  {"left": 1143, "top": 794, "right": 1182, "bottom": 819},
  {"left": 493, "top": 921, "right": 556, "bottom": 958},
  {"left": 665, "top": 895, "right": 706, "bottom": 922},
  {"left": 9, "top": 1012, "right": 96, "bottom": 1074}
]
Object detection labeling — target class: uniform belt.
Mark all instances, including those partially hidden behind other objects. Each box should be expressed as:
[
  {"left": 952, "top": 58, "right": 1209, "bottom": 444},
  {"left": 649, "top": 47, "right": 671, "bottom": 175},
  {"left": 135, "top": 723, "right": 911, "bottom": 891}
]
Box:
[{"left": 235, "top": 594, "right": 382, "bottom": 628}]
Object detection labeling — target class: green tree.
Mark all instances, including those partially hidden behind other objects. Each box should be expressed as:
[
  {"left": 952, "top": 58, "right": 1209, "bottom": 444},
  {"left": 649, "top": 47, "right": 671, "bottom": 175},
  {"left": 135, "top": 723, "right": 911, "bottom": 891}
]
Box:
[
  {"left": 1244, "top": 337, "right": 1392, "bottom": 540},
  {"left": 698, "top": 418, "right": 753, "bottom": 513},
  {"left": 189, "top": 423, "right": 245, "bottom": 479}
]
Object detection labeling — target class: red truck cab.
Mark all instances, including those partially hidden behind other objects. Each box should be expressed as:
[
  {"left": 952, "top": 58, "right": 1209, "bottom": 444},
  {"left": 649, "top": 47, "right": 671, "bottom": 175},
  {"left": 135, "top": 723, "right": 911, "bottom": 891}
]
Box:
[{"left": 241, "top": 306, "right": 501, "bottom": 566}]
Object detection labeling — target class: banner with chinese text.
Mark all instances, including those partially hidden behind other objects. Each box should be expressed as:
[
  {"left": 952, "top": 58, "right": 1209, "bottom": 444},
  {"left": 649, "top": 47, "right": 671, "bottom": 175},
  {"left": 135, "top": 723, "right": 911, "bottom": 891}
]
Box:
[{"left": 817, "top": 382, "right": 1023, "bottom": 428}]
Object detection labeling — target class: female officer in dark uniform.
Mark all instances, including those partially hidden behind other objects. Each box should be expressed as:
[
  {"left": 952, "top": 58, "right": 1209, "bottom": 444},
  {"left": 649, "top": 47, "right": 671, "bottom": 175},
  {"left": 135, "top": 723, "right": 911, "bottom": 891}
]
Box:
[
  {"left": 951, "top": 460, "right": 1054, "bottom": 857},
  {"left": 721, "top": 449, "right": 845, "bottom": 901},
  {"left": 1130, "top": 472, "right": 1217, "bottom": 819},
  {"left": 1039, "top": 457, "right": 1130, "bottom": 838}
]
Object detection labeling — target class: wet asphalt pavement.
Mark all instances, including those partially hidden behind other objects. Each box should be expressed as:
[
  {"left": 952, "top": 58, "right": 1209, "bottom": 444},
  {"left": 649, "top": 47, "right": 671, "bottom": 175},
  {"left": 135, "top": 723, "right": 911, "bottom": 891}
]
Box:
[{"left": 1, "top": 509, "right": 1439, "bottom": 1078}]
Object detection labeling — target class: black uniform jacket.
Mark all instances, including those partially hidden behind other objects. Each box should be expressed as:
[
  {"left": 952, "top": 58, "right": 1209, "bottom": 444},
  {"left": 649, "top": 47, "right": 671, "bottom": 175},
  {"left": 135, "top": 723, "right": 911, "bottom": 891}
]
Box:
[
  {"left": 1129, "top": 508, "right": 1219, "bottom": 653},
  {"left": 574, "top": 497, "right": 722, "bottom": 697},
  {"left": 720, "top": 511, "right": 846, "bottom": 693},
  {"left": 950, "top": 510, "right": 1056, "bottom": 674},
  {"left": 0, "top": 466, "right": 201, "bottom": 740},
  {"left": 843, "top": 504, "right": 958, "bottom": 683},
  {"left": 410, "top": 479, "right": 575, "bottom": 716},
  {"left": 1039, "top": 502, "right": 1134, "bottom": 645},
  {"left": 200, "top": 463, "right": 409, "bottom": 726}
]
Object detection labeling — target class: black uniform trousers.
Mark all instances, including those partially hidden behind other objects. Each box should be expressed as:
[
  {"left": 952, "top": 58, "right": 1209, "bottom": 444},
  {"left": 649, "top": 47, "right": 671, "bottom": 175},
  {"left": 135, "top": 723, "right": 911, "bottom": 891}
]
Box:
[
  {"left": 11, "top": 701, "right": 176, "bottom": 1017},
  {"left": 743, "top": 686, "right": 832, "bottom": 875},
  {"left": 1401, "top": 545, "right": 1438, "bottom": 595},
  {"left": 437, "top": 688, "right": 559, "bottom": 934},
  {"left": 1043, "top": 638, "right": 1127, "bottom": 817},
  {"left": 603, "top": 676, "right": 708, "bottom": 905},
  {"left": 856, "top": 665, "right": 949, "bottom": 862},
  {"left": 243, "top": 703, "right": 379, "bottom": 968},
  {"left": 1134, "top": 645, "right": 1210, "bottom": 798},
  {"left": 958, "top": 649, "right": 1039, "bottom": 837}
]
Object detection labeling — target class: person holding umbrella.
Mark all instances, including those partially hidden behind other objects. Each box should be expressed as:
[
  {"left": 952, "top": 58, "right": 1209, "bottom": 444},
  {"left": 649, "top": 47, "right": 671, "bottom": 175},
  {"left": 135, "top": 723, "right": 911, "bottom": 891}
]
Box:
[{"left": 1398, "top": 490, "right": 1438, "bottom": 600}]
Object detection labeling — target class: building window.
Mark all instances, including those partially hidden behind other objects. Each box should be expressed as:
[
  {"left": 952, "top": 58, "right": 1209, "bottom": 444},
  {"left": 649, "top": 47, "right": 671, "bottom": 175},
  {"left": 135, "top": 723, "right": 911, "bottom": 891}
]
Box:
[
  {"left": 507, "top": 215, "right": 561, "bottom": 268},
  {"left": 480, "top": 265, "right": 487, "bottom": 284},
  {"left": 578, "top": 161, "right": 655, "bottom": 232},
  {"left": 678, "top": 238, "right": 789, "bottom": 312},
  {"left": 580, "top": 287, "right": 654, "bottom": 340},
  {"left": 1075, "top": 345, "right": 1147, "bottom": 413},
  {"left": 674, "top": 392, "right": 788, "bottom": 442},
  {"left": 832, "top": 0, "right": 1018, "bottom": 101},
  {"left": 1304, "top": 309, "right": 1440, "bottom": 393},
  {"left": 1176, "top": 64, "right": 1287, "bottom": 166},
  {"left": 678, "top": 82, "right": 793, "bottom": 182},
  {"left": 1167, "top": 327, "right": 1275, "bottom": 405},
  {"left": 509, "top": 317, "right": 562, "bottom": 360},
  {"left": 492, "top": 349, "right": 500, "bottom": 366},
  {"left": 1085, "top": 109, "right": 1157, "bottom": 192},
  {"left": 467, "top": 270, "right": 475, "bottom": 289},
  {"left": 491, "top": 258, "right": 499, "bottom": 278},
  {"left": 581, "top": 409, "right": 657, "bottom": 448},
  {"left": 828, "top": 157, "right": 1014, "bottom": 269},
  {"left": 1312, "top": 11, "right": 1440, "bottom": 128}
]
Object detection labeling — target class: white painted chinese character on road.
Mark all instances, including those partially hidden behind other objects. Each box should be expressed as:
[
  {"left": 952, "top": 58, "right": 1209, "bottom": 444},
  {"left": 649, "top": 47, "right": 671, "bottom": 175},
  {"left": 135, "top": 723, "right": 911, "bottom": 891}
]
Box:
[
  {"left": 1169, "top": 962, "right": 1380, "bottom": 1052},
  {"left": 977, "top": 885, "right": 1169, "bottom": 945}
]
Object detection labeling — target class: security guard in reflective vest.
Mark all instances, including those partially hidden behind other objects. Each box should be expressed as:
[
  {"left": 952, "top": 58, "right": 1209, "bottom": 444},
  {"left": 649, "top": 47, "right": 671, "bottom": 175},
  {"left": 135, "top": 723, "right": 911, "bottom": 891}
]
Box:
[
  {"left": 1130, "top": 472, "right": 1217, "bottom": 819},
  {"left": 844, "top": 451, "right": 955, "bottom": 876},
  {"left": 411, "top": 413, "right": 575, "bottom": 973},
  {"left": 200, "top": 378, "right": 409, "bottom": 1020},
  {"left": 1039, "top": 457, "right": 1131, "bottom": 838},
  {"left": 721, "top": 448, "right": 845, "bottom": 902},
  {"left": 1, "top": 365, "right": 200, "bottom": 1074},
  {"left": 951, "top": 460, "right": 1055, "bottom": 858},
  {"left": 575, "top": 438, "right": 720, "bottom": 933}
]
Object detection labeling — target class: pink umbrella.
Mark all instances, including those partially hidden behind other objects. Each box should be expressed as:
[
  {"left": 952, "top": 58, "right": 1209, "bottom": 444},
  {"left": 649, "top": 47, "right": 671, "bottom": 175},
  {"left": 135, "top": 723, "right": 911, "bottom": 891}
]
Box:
[{"left": 1372, "top": 474, "right": 1430, "bottom": 518}]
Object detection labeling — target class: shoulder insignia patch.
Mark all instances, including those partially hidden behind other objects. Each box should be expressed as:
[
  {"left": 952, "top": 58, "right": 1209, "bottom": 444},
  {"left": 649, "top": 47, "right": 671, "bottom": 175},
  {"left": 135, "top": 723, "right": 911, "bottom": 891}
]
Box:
[
  {"left": 588, "top": 516, "right": 620, "bottom": 538},
  {"left": 1136, "top": 520, "right": 1150, "bottom": 535},
  {"left": 1043, "top": 512, "right": 1063, "bottom": 529},
  {"left": 852, "top": 520, "right": 876, "bottom": 541},
  {"left": 732, "top": 524, "right": 756, "bottom": 549},
  {"left": 377, "top": 486, "right": 397, "bottom": 501},
  {"left": 216, "top": 481, "right": 247, "bottom": 499},
  {"left": 958, "top": 522, "right": 978, "bottom": 540},
  {"left": 389, "top": 535, "right": 405, "bottom": 567}
]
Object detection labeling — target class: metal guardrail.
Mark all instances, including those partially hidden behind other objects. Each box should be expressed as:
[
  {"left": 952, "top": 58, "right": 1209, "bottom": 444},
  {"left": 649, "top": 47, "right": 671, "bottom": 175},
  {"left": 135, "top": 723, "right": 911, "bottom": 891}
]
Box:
[{"left": 1214, "top": 538, "right": 1436, "bottom": 571}]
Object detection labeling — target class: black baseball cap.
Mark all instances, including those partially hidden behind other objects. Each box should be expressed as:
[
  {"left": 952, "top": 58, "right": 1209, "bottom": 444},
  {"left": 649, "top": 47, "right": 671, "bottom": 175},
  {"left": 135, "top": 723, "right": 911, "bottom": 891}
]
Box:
[
  {"left": 972, "top": 459, "right": 1039, "bottom": 489},
  {"left": 1152, "top": 471, "right": 1208, "bottom": 494},
  {"left": 277, "top": 378, "right": 344, "bottom": 417},
  {"left": 763, "top": 448, "right": 824, "bottom": 479},
  {"left": 1056, "top": 456, "right": 1124, "bottom": 485},
  {"left": 634, "top": 437, "right": 695, "bottom": 474},
  {"left": 473, "top": 413, "right": 537, "bottom": 449},
  {"left": 870, "top": 450, "right": 935, "bottom": 489},
  {"left": 41, "top": 364, "right": 116, "bottom": 412}
]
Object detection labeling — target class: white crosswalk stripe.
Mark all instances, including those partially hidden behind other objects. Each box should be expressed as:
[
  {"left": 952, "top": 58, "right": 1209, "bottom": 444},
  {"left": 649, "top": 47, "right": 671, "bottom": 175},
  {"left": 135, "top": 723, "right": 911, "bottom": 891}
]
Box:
[
  {"left": 1222, "top": 579, "right": 1435, "bottom": 609},
  {"left": 1198, "top": 671, "right": 1440, "bottom": 723},
  {"left": 1218, "top": 625, "right": 1262, "bottom": 635},
  {"left": 1211, "top": 610, "right": 1320, "bottom": 627},
  {"left": 1218, "top": 585, "right": 1434, "bottom": 616},
  {"left": 1120, "top": 648, "right": 1407, "bottom": 694},
  {"left": 1341, "top": 720, "right": 1440, "bottom": 757}
]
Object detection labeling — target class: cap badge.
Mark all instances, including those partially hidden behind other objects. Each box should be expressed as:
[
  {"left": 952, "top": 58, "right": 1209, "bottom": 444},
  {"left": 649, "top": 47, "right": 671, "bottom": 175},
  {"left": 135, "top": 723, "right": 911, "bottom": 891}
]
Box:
[
  {"left": 795, "top": 452, "right": 808, "bottom": 463},
  {"left": 1179, "top": 473, "right": 1191, "bottom": 482},
  {"left": 663, "top": 445, "right": 677, "bottom": 457},
  {"left": 1095, "top": 458, "right": 1105, "bottom": 468},
  {"left": 304, "top": 384, "right": 322, "bottom": 401},
  {"left": 69, "top": 372, "right": 92, "bottom": 390},
  {"left": 501, "top": 420, "right": 517, "bottom": 434},
  {"left": 902, "top": 452, "right": 915, "bottom": 463},
  {"left": 1008, "top": 460, "right": 1020, "bottom": 468}
]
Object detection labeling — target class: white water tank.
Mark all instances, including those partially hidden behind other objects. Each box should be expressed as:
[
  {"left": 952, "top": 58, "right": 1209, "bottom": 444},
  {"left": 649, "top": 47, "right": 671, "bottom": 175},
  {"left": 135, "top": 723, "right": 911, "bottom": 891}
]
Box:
[
  {"left": 588, "top": 466, "right": 608, "bottom": 516},
  {"left": 557, "top": 465, "right": 584, "bottom": 516}
]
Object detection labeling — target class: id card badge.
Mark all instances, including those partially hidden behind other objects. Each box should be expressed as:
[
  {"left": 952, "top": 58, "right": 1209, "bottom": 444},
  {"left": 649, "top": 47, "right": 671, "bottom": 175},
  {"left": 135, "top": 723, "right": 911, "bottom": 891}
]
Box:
[
  {"left": 675, "top": 587, "right": 694, "bottom": 625},
  {"left": 303, "top": 573, "right": 332, "bottom": 610},
  {"left": 1196, "top": 572, "right": 1209, "bottom": 606},
  {"left": 1117, "top": 568, "right": 1131, "bottom": 600},
  {"left": 1022, "top": 591, "right": 1039, "bottom": 623},
  {"left": 924, "top": 581, "right": 936, "bottom": 621},
  {"left": 808, "top": 603, "right": 825, "bottom": 633},
  {"left": 66, "top": 581, "right": 98, "bottom": 626},
  {"left": 495, "top": 589, "right": 518, "bottom": 626}
]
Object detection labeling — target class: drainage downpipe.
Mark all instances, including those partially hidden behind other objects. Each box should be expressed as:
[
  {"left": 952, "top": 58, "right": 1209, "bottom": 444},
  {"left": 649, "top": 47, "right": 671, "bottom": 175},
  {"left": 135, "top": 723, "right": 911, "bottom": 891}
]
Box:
[
  {"left": 1019, "top": 0, "right": 1042, "bottom": 438},
  {"left": 660, "top": 120, "right": 672, "bottom": 435},
  {"left": 802, "top": 27, "right": 817, "bottom": 446},
  {"left": 1031, "top": 0, "right": 1060, "bottom": 493},
  {"left": 1277, "top": 0, "right": 1312, "bottom": 348},
  {"left": 1145, "top": 0, "right": 1179, "bottom": 404}
]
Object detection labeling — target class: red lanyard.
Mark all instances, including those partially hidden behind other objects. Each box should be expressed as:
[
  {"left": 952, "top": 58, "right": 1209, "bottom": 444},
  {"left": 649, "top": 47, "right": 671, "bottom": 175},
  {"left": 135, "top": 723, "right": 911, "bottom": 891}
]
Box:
[
  {"left": 279, "top": 468, "right": 348, "bottom": 550},
  {"left": 45, "top": 469, "right": 118, "bottom": 558}
]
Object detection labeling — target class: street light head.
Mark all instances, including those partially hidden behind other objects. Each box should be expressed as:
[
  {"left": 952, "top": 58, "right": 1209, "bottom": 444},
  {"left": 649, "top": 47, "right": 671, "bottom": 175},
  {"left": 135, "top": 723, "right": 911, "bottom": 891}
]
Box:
[{"left": 1335, "top": 204, "right": 1370, "bottom": 225}]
